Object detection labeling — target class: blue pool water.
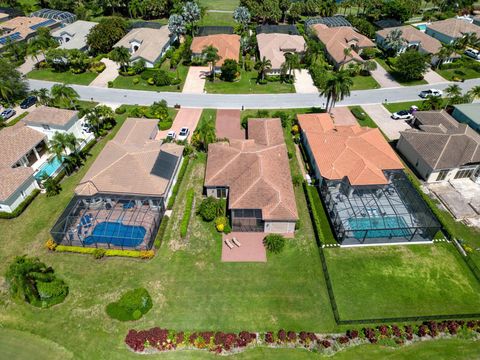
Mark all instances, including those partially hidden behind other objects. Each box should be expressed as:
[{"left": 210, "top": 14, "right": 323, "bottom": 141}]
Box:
[
  {"left": 83, "top": 221, "right": 146, "bottom": 247},
  {"left": 348, "top": 216, "right": 412, "bottom": 239},
  {"left": 35, "top": 157, "right": 63, "bottom": 179},
  {"left": 416, "top": 24, "right": 427, "bottom": 31}
]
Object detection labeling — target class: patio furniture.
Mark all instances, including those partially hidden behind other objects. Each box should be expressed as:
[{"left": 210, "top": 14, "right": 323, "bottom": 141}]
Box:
[
  {"left": 232, "top": 237, "right": 241, "bottom": 247},
  {"left": 123, "top": 202, "right": 135, "bottom": 209},
  {"left": 80, "top": 214, "right": 93, "bottom": 227},
  {"left": 224, "top": 239, "right": 234, "bottom": 249}
]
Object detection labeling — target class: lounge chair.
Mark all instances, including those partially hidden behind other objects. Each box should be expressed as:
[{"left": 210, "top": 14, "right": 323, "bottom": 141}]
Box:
[
  {"left": 224, "top": 239, "right": 234, "bottom": 249},
  {"left": 231, "top": 237, "right": 241, "bottom": 247}
]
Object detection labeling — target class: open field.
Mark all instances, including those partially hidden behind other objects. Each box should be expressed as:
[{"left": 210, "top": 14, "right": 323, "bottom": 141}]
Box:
[
  {"left": 27, "top": 69, "right": 99, "bottom": 85},
  {"left": 199, "top": 0, "right": 238, "bottom": 11},
  {"left": 198, "top": 11, "right": 236, "bottom": 26}
]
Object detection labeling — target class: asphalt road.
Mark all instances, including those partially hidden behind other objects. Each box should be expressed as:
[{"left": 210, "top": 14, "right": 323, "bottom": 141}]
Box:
[{"left": 27, "top": 78, "right": 480, "bottom": 109}]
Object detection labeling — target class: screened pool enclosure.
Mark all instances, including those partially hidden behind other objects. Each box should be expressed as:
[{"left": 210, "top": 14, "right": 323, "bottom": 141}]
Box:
[
  {"left": 319, "top": 171, "right": 441, "bottom": 245},
  {"left": 51, "top": 195, "right": 165, "bottom": 250}
]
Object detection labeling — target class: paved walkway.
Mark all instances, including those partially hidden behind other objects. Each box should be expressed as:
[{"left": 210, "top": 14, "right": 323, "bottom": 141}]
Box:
[
  {"left": 183, "top": 66, "right": 209, "bottom": 93},
  {"left": 294, "top": 69, "right": 318, "bottom": 93},
  {"left": 89, "top": 59, "right": 118, "bottom": 87},
  {"left": 362, "top": 104, "right": 411, "bottom": 140},
  {"left": 424, "top": 69, "right": 448, "bottom": 84},
  {"left": 18, "top": 55, "right": 45, "bottom": 75},
  {"left": 216, "top": 109, "right": 245, "bottom": 140},
  {"left": 156, "top": 107, "right": 202, "bottom": 141},
  {"left": 370, "top": 60, "right": 401, "bottom": 88}
]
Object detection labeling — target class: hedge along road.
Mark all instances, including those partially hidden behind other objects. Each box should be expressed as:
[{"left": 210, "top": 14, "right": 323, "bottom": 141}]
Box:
[{"left": 28, "top": 78, "right": 480, "bottom": 109}]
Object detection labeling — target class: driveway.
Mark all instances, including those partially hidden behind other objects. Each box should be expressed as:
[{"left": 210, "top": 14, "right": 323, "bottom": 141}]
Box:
[
  {"left": 362, "top": 104, "right": 411, "bottom": 140},
  {"left": 216, "top": 109, "right": 245, "bottom": 140},
  {"left": 89, "top": 59, "right": 118, "bottom": 87},
  {"left": 18, "top": 55, "right": 44, "bottom": 75},
  {"left": 294, "top": 69, "right": 318, "bottom": 93},
  {"left": 183, "top": 66, "right": 209, "bottom": 94},
  {"left": 156, "top": 107, "right": 202, "bottom": 142},
  {"left": 370, "top": 60, "right": 401, "bottom": 88},
  {"left": 423, "top": 69, "right": 448, "bottom": 84}
]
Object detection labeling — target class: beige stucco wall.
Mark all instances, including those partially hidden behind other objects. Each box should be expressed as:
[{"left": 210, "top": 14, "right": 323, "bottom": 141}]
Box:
[{"left": 264, "top": 221, "right": 295, "bottom": 234}]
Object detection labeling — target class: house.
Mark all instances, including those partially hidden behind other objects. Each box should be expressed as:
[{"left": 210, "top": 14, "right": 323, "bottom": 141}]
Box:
[
  {"left": 190, "top": 34, "right": 240, "bottom": 71},
  {"left": 256, "top": 32, "right": 306, "bottom": 75},
  {"left": 299, "top": 113, "right": 440, "bottom": 244},
  {"left": 204, "top": 118, "right": 298, "bottom": 233},
  {"left": 0, "top": 16, "right": 60, "bottom": 48},
  {"left": 452, "top": 103, "right": 480, "bottom": 133},
  {"left": 51, "top": 20, "right": 97, "bottom": 51},
  {"left": 397, "top": 110, "right": 480, "bottom": 183},
  {"left": 114, "top": 26, "right": 175, "bottom": 68},
  {"left": 311, "top": 24, "right": 375, "bottom": 68},
  {"left": 51, "top": 118, "right": 184, "bottom": 249},
  {"left": 425, "top": 18, "right": 480, "bottom": 44},
  {"left": 0, "top": 12, "right": 9, "bottom": 22}
]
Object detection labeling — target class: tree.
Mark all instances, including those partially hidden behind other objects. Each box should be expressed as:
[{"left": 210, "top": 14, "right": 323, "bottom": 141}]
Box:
[
  {"left": 263, "top": 234, "right": 286, "bottom": 253},
  {"left": 110, "top": 46, "right": 131, "bottom": 72},
  {"left": 320, "top": 70, "right": 353, "bottom": 111},
  {"left": 435, "top": 43, "right": 455, "bottom": 69},
  {"left": 49, "top": 132, "right": 72, "bottom": 160},
  {"left": 31, "top": 88, "right": 51, "bottom": 105},
  {"left": 2, "top": 37, "right": 27, "bottom": 63},
  {"left": 0, "top": 57, "right": 28, "bottom": 104},
  {"left": 201, "top": 45, "right": 220, "bottom": 81},
  {"left": 383, "top": 28, "right": 405, "bottom": 55},
  {"left": 86, "top": 17, "right": 127, "bottom": 55},
  {"left": 182, "top": 1, "right": 201, "bottom": 36},
  {"left": 361, "top": 60, "right": 377, "bottom": 74},
  {"left": 281, "top": 52, "right": 300, "bottom": 80},
  {"left": 40, "top": 174, "right": 62, "bottom": 196},
  {"left": 220, "top": 59, "right": 239, "bottom": 81},
  {"left": 240, "top": 0, "right": 281, "bottom": 23},
  {"left": 233, "top": 6, "right": 251, "bottom": 34},
  {"left": 67, "top": 49, "right": 90, "bottom": 73},
  {"left": 445, "top": 84, "right": 462, "bottom": 98},
  {"left": 255, "top": 56, "right": 272, "bottom": 81},
  {"left": 168, "top": 14, "right": 186, "bottom": 39},
  {"left": 287, "top": 2, "right": 302, "bottom": 23},
  {"left": 192, "top": 119, "right": 216, "bottom": 151},
  {"left": 50, "top": 84, "right": 79, "bottom": 109},
  {"left": 420, "top": 95, "right": 443, "bottom": 110},
  {"left": 468, "top": 85, "right": 480, "bottom": 100},
  {"left": 394, "top": 50, "right": 429, "bottom": 81},
  {"left": 84, "top": 105, "right": 115, "bottom": 136}
]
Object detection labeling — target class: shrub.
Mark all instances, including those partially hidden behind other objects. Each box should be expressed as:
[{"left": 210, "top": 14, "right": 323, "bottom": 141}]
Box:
[
  {"left": 45, "top": 239, "right": 57, "bottom": 251},
  {"left": 115, "top": 105, "right": 127, "bottom": 114},
  {"left": 263, "top": 234, "right": 286, "bottom": 254},
  {"left": 350, "top": 107, "right": 366, "bottom": 120},
  {"left": 106, "top": 288, "right": 153, "bottom": 321},
  {"left": 292, "top": 174, "right": 303, "bottom": 187},
  {"left": 93, "top": 248, "right": 106, "bottom": 259},
  {"left": 304, "top": 184, "right": 337, "bottom": 245},
  {"left": 139, "top": 250, "right": 155, "bottom": 259},
  {"left": 198, "top": 196, "right": 220, "bottom": 222},
  {"left": 0, "top": 189, "right": 40, "bottom": 219},
  {"left": 153, "top": 70, "right": 172, "bottom": 86},
  {"left": 54, "top": 245, "right": 152, "bottom": 259},
  {"left": 215, "top": 216, "right": 228, "bottom": 232},
  {"left": 167, "top": 158, "right": 189, "bottom": 209},
  {"left": 154, "top": 215, "right": 169, "bottom": 249},
  {"left": 132, "top": 77, "right": 140, "bottom": 84},
  {"left": 220, "top": 59, "right": 239, "bottom": 81},
  {"left": 158, "top": 120, "right": 173, "bottom": 130},
  {"left": 180, "top": 188, "right": 195, "bottom": 238},
  {"left": 90, "top": 61, "right": 106, "bottom": 73}
]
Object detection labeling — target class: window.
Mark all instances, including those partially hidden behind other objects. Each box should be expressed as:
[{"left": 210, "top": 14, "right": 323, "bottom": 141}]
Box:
[
  {"left": 216, "top": 187, "right": 227, "bottom": 198},
  {"left": 436, "top": 169, "right": 449, "bottom": 181},
  {"left": 454, "top": 168, "right": 475, "bottom": 179},
  {"left": 20, "top": 190, "right": 26, "bottom": 198}
]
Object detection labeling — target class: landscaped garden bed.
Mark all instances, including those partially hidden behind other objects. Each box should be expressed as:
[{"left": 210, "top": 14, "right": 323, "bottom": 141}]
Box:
[
  {"left": 436, "top": 57, "right": 480, "bottom": 81},
  {"left": 27, "top": 68, "right": 99, "bottom": 85}
]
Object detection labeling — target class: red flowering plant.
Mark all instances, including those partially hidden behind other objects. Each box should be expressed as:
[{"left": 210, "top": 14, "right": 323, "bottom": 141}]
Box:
[
  {"left": 337, "top": 336, "right": 349, "bottom": 344},
  {"left": 264, "top": 332, "right": 274, "bottom": 344},
  {"left": 278, "top": 329, "right": 287, "bottom": 343},
  {"left": 320, "top": 339, "right": 331, "bottom": 348},
  {"left": 287, "top": 331, "right": 297, "bottom": 342},
  {"left": 346, "top": 329, "right": 358, "bottom": 339}
]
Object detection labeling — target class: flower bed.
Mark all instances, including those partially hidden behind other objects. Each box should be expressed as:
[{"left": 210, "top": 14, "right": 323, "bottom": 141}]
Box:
[{"left": 125, "top": 320, "right": 480, "bottom": 355}]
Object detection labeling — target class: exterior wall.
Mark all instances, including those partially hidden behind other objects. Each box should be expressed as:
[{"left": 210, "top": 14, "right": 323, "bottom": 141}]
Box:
[
  {"left": 205, "top": 186, "right": 229, "bottom": 198},
  {"left": 164, "top": 156, "right": 184, "bottom": 204},
  {"left": 425, "top": 27, "right": 455, "bottom": 44},
  {"left": 301, "top": 131, "right": 321, "bottom": 180},
  {"left": 427, "top": 165, "right": 480, "bottom": 183},
  {"left": 452, "top": 107, "right": 480, "bottom": 133},
  {"left": 0, "top": 176, "right": 38, "bottom": 213},
  {"left": 264, "top": 221, "right": 295, "bottom": 234},
  {"left": 396, "top": 135, "right": 433, "bottom": 180}
]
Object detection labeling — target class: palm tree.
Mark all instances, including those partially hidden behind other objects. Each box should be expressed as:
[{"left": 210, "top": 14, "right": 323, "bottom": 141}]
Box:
[
  {"left": 110, "top": 46, "right": 131, "bottom": 72},
  {"left": 0, "top": 82, "right": 14, "bottom": 102},
  {"left": 320, "top": 70, "right": 354, "bottom": 112},
  {"left": 50, "top": 84, "right": 79, "bottom": 109},
  {"left": 201, "top": 45, "right": 220, "bottom": 81},
  {"left": 361, "top": 60, "right": 377, "bottom": 74},
  {"left": 49, "top": 132, "right": 71, "bottom": 160},
  {"left": 31, "top": 88, "right": 51, "bottom": 106},
  {"left": 420, "top": 95, "right": 443, "bottom": 110},
  {"left": 255, "top": 56, "right": 272, "bottom": 82},
  {"left": 281, "top": 53, "right": 301, "bottom": 81},
  {"left": 445, "top": 84, "right": 462, "bottom": 98},
  {"left": 343, "top": 47, "right": 353, "bottom": 63},
  {"left": 435, "top": 43, "right": 455, "bottom": 69},
  {"left": 384, "top": 29, "right": 405, "bottom": 55},
  {"left": 468, "top": 85, "right": 480, "bottom": 100},
  {"left": 193, "top": 120, "right": 216, "bottom": 151}
]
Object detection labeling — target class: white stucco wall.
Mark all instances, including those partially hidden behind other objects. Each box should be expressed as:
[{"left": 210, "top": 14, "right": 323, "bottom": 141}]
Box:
[{"left": 0, "top": 176, "right": 39, "bottom": 213}]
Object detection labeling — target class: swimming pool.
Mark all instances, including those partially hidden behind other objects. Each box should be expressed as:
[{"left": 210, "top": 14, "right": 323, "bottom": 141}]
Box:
[
  {"left": 348, "top": 216, "right": 412, "bottom": 239},
  {"left": 35, "top": 157, "right": 63, "bottom": 179},
  {"left": 416, "top": 24, "right": 427, "bottom": 31},
  {"left": 84, "top": 221, "right": 147, "bottom": 247}
]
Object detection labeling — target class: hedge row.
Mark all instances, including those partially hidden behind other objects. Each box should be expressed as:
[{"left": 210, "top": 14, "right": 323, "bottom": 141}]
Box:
[
  {"left": 167, "top": 157, "right": 189, "bottom": 210},
  {"left": 180, "top": 188, "right": 195, "bottom": 238},
  {"left": 53, "top": 244, "right": 154, "bottom": 259},
  {"left": 304, "top": 184, "right": 337, "bottom": 245},
  {"left": 154, "top": 215, "right": 169, "bottom": 249},
  {"left": 0, "top": 189, "right": 41, "bottom": 219}
]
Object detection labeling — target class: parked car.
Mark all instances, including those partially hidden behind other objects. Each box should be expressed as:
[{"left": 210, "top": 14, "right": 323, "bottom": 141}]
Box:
[
  {"left": 465, "top": 48, "right": 480, "bottom": 60},
  {"left": 0, "top": 108, "right": 16, "bottom": 120},
  {"left": 20, "top": 95, "right": 37, "bottom": 109},
  {"left": 419, "top": 89, "right": 442, "bottom": 98},
  {"left": 391, "top": 110, "right": 414, "bottom": 120},
  {"left": 166, "top": 131, "right": 176, "bottom": 140},
  {"left": 177, "top": 127, "right": 189, "bottom": 141}
]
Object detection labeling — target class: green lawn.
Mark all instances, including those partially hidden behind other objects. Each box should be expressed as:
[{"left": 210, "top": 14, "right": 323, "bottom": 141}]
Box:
[
  {"left": 436, "top": 66, "right": 480, "bottom": 81},
  {"left": 348, "top": 106, "right": 378, "bottom": 128},
  {"left": 325, "top": 243, "right": 480, "bottom": 320},
  {"left": 205, "top": 70, "right": 295, "bottom": 94},
  {"left": 199, "top": 0, "right": 238, "bottom": 10},
  {"left": 27, "top": 68, "right": 98, "bottom": 85},
  {"left": 198, "top": 11, "right": 236, "bottom": 26},
  {"left": 375, "top": 58, "right": 428, "bottom": 86},
  {"left": 383, "top": 100, "right": 426, "bottom": 113},
  {"left": 351, "top": 74, "right": 380, "bottom": 91}
]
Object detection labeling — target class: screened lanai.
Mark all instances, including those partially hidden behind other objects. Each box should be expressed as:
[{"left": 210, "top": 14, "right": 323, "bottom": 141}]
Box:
[
  {"left": 30, "top": 9, "right": 76, "bottom": 24},
  {"left": 319, "top": 171, "right": 441, "bottom": 245}
]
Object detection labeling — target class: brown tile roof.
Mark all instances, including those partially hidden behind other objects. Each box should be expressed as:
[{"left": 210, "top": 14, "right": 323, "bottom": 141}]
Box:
[
  {"left": 0, "top": 16, "right": 57, "bottom": 47},
  {"left": 215, "top": 109, "right": 245, "bottom": 140},
  {"left": 256, "top": 33, "right": 306, "bottom": 69},
  {"left": 0, "top": 167, "right": 34, "bottom": 201},
  {"left": 191, "top": 34, "right": 240, "bottom": 66},
  {"left": 376, "top": 25, "right": 442, "bottom": 54},
  {"left": 298, "top": 113, "right": 403, "bottom": 185},
  {"left": 75, "top": 118, "right": 183, "bottom": 197},
  {"left": 311, "top": 24, "right": 374, "bottom": 65},
  {"left": 399, "top": 110, "right": 480, "bottom": 170},
  {"left": 23, "top": 106, "right": 78, "bottom": 127},
  {"left": 427, "top": 18, "right": 480, "bottom": 39},
  {"left": 205, "top": 118, "right": 298, "bottom": 221}
]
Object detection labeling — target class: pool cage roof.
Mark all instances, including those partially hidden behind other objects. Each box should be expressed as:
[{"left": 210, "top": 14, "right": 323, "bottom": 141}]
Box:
[
  {"left": 305, "top": 16, "right": 352, "bottom": 29},
  {"left": 256, "top": 25, "right": 299, "bottom": 35},
  {"left": 197, "top": 26, "right": 233, "bottom": 36},
  {"left": 30, "top": 9, "right": 76, "bottom": 24}
]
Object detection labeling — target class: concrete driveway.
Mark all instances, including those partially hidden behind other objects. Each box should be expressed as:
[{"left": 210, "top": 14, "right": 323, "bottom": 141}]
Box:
[
  {"left": 424, "top": 69, "right": 448, "bottom": 84},
  {"left": 89, "top": 59, "right": 118, "bottom": 87},
  {"left": 362, "top": 104, "right": 411, "bottom": 140},
  {"left": 294, "top": 69, "right": 318, "bottom": 93},
  {"left": 370, "top": 60, "right": 401, "bottom": 88},
  {"left": 183, "top": 66, "right": 209, "bottom": 93},
  {"left": 18, "top": 55, "right": 45, "bottom": 75},
  {"left": 156, "top": 107, "right": 203, "bottom": 142}
]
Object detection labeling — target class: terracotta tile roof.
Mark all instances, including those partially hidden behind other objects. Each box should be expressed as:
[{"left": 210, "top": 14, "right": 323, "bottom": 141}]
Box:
[
  {"left": 427, "top": 18, "right": 480, "bottom": 39},
  {"left": 298, "top": 113, "right": 403, "bottom": 185},
  {"left": 0, "top": 122, "right": 46, "bottom": 168},
  {"left": 256, "top": 33, "right": 306, "bottom": 69},
  {"left": 311, "top": 24, "right": 374, "bottom": 65},
  {"left": 23, "top": 106, "right": 78, "bottom": 127},
  {"left": 191, "top": 34, "right": 240, "bottom": 66},
  {"left": 377, "top": 25, "right": 442, "bottom": 54},
  {"left": 0, "top": 16, "right": 57, "bottom": 46},
  {"left": 205, "top": 118, "right": 298, "bottom": 221},
  {"left": 75, "top": 118, "right": 183, "bottom": 197},
  {"left": 0, "top": 166, "right": 33, "bottom": 201}
]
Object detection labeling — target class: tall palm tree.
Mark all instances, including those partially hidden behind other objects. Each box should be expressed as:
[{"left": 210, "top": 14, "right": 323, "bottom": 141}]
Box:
[
  {"left": 0, "top": 82, "right": 14, "bottom": 102},
  {"left": 110, "top": 46, "right": 131, "bottom": 72},
  {"left": 343, "top": 47, "right": 353, "bottom": 63},
  {"left": 420, "top": 95, "right": 443, "bottom": 111},
  {"left": 468, "top": 85, "right": 480, "bottom": 99},
  {"left": 320, "top": 70, "right": 354, "bottom": 112},
  {"left": 445, "top": 84, "right": 461, "bottom": 98},
  {"left": 384, "top": 29, "right": 405, "bottom": 55},
  {"left": 255, "top": 56, "right": 272, "bottom": 81},
  {"left": 361, "top": 60, "right": 377, "bottom": 74},
  {"left": 201, "top": 45, "right": 221, "bottom": 81},
  {"left": 281, "top": 53, "right": 301, "bottom": 81},
  {"left": 31, "top": 88, "right": 51, "bottom": 106},
  {"left": 50, "top": 84, "right": 79, "bottom": 109},
  {"left": 49, "top": 132, "right": 71, "bottom": 160},
  {"left": 435, "top": 43, "right": 455, "bottom": 69}
]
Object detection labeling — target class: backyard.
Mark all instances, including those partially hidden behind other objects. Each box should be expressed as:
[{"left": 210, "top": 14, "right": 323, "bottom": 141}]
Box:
[{"left": 26, "top": 68, "right": 99, "bottom": 85}]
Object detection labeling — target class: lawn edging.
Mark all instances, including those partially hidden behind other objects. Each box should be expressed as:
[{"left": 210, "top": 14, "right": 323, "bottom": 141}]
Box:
[{"left": 167, "top": 157, "right": 190, "bottom": 210}]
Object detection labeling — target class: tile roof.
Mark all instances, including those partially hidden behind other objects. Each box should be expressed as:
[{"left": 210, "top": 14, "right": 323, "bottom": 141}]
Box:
[
  {"left": 311, "top": 25, "right": 374, "bottom": 65},
  {"left": 256, "top": 33, "right": 306, "bottom": 69},
  {"left": 191, "top": 34, "right": 240, "bottom": 66},
  {"left": 376, "top": 25, "right": 442, "bottom": 54},
  {"left": 298, "top": 113, "right": 403, "bottom": 185},
  {"left": 0, "top": 167, "right": 34, "bottom": 201},
  {"left": 23, "top": 106, "right": 78, "bottom": 127},
  {"left": 0, "top": 16, "right": 57, "bottom": 46},
  {"left": 114, "top": 26, "right": 172, "bottom": 63},
  {"left": 452, "top": 103, "right": 480, "bottom": 126},
  {"left": 399, "top": 110, "right": 480, "bottom": 170},
  {"left": 75, "top": 118, "right": 183, "bottom": 197},
  {"left": 51, "top": 20, "right": 97, "bottom": 50},
  {"left": 205, "top": 118, "right": 298, "bottom": 221},
  {"left": 427, "top": 18, "right": 480, "bottom": 39}
]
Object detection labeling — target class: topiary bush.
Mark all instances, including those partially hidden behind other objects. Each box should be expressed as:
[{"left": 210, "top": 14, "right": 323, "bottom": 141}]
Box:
[
  {"left": 263, "top": 234, "right": 286, "bottom": 254},
  {"left": 198, "top": 197, "right": 220, "bottom": 222},
  {"left": 106, "top": 288, "right": 153, "bottom": 321}
]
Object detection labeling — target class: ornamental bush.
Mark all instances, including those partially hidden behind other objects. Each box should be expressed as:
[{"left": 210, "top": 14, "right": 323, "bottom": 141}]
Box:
[
  {"left": 198, "top": 196, "right": 219, "bottom": 222},
  {"left": 263, "top": 234, "right": 286, "bottom": 254},
  {"left": 106, "top": 288, "right": 153, "bottom": 321},
  {"left": 153, "top": 70, "right": 172, "bottom": 86}
]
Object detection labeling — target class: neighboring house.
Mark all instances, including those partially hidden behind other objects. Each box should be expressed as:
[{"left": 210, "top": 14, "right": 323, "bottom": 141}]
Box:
[
  {"left": 298, "top": 113, "right": 440, "bottom": 244},
  {"left": 190, "top": 34, "right": 240, "bottom": 72},
  {"left": 114, "top": 26, "right": 175, "bottom": 68},
  {"left": 204, "top": 118, "right": 298, "bottom": 233},
  {"left": 0, "top": 16, "right": 60, "bottom": 48},
  {"left": 452, "top": 103, "right": 480, "bottom": 133},
  {"left": 256, "top": 32, "right": 306, "bottom": 75},
  {"left": 397, "top": 110, "right": 480, "bottom": 183},
  {"left": 51, "top": 20, "right": 97, "bottom": 51},
  {"left": 311, "top": 24, "right": 375, "bottom": 68},
  {"left": 51, "top": 118, "right": 184, "bottom": 249},
  {"left": 0, "top": 12, "right": 9, "bottom": 22},
  {"left": 425, "top": 18, "right": 480, "bottom": 44},
  {"left": 30, "top": 8, "right": 77, "bottom": 25}
]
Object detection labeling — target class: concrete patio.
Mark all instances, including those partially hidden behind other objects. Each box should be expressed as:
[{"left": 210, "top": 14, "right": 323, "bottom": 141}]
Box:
[{"left": 221, "top": 232, "right": 267, "bottom": 262}]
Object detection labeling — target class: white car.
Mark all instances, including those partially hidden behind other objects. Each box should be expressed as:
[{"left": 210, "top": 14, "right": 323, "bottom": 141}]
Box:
[
  {"left": 177, "top": 127, "right": 189, "bottom": 141},
  {"left": 166, "top": 131, "right": 176, "bottom": 140},
  {"left": 465, "top": 48, "right": 480, "bottom": 60},
  {"left": 419, "top": 89, "right": 443, "bottom": 98},
  {"left": 391, "top": 110, "right": 414, "bottom": 120}
]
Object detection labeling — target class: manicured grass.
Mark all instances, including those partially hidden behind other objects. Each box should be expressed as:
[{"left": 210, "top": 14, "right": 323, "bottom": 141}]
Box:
[
  {"left": 305, "top": 184, "right": 337, "bottom": 245},
  {"left": 5, "top": 111, "right": 29, "bottom": 127},
  {"left": 205, "top": 70, "right": 295, "bottom": 94},
  {"left": 27, "top": 68, "right": 98, "bottom": 85},
  {"left": 199, "top": 0, "right": 238, "bottom": 10},
  {"left": 348, "top": 106, "right": 377, "bottom": 128},
  {"left": 198, "top": 11, "right": 235, "bottom": 26},
  {"left": 383, "top": 100, "right": 426, "bottom": 113},
  {"left": 325, "top": 243, "right": 480, "bottom": 320},
  {"left": 351, "top": 74, "right": 380, "bottom": 90},
  {"left": 436, "top": 66, "right": 480, "bottom": 81},
  {"left": 375, "top": 58, "right": 428, "bottom": 86}
]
